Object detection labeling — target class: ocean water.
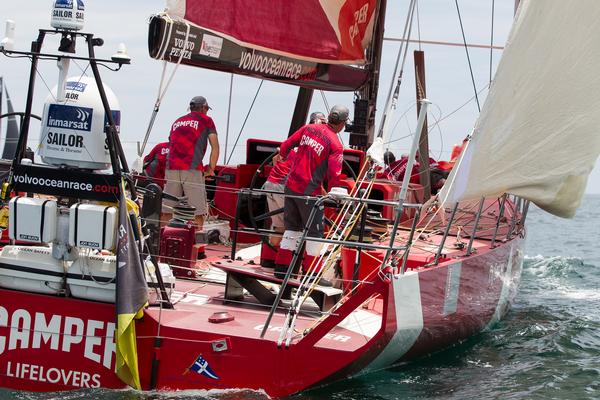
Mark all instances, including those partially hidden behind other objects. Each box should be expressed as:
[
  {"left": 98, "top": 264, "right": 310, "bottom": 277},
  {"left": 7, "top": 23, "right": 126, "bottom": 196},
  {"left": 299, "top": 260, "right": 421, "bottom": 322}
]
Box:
[{"left": 3, "top": 194, "right": 599, "bottom": 400}]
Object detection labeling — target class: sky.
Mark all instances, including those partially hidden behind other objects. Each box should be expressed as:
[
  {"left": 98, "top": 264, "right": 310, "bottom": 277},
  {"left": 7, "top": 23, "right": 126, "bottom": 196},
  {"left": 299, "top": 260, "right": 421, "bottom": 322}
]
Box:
[{"left": 0, "top": 0, "right": 598, "bottom": 194}]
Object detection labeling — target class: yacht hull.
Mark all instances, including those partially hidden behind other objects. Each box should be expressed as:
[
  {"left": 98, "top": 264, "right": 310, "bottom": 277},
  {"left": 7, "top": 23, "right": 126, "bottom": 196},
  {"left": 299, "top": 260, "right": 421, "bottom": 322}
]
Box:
[{"left": 0, "top": 237, "right": 524, "bottom": 397}]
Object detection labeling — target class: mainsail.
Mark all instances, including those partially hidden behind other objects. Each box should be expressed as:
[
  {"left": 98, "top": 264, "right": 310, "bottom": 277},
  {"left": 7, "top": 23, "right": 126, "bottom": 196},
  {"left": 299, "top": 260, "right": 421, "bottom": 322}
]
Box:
[
  {"left": 165, "top": 0, "right": 377, "bottom": 63},
  {"left": 148, "top": 0, "right": 378, "bottom": 91},
  {"left": 440, "top": 0, "right": 600, "bottom": 218}
]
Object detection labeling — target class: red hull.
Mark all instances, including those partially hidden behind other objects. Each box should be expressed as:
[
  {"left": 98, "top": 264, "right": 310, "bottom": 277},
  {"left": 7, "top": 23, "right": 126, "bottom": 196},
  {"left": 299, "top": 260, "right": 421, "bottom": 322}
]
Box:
[{"left": 0, "top": 237, "right": 524, "bottom": 397}]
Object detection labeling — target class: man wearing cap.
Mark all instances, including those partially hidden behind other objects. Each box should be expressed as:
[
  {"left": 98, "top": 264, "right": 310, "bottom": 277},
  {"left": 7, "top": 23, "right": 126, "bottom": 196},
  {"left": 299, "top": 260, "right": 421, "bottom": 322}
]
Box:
[
  {"left": 272, "top": 105, "right": 349, "bottom": 286},
  {"left": 162, "top": 96, "right": 219, "bottom": 229},
  {"left": 260, "top": 111, "right": 326, "bottom": 268}
]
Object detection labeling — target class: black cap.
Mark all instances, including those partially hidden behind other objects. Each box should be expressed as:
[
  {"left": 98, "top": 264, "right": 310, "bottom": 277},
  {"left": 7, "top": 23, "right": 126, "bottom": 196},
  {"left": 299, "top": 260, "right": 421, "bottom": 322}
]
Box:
[
  {"left": 190, "top": 96, "right": 211, "bottom": 109},
  {"left": 328, "top": 105, "right": 349, "bottom": 124}
]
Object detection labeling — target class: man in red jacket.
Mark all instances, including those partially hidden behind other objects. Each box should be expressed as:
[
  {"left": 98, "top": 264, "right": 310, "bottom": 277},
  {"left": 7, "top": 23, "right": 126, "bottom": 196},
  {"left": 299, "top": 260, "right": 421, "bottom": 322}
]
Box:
[
  {"left": 273, "top": 105, "right": 349, "bottom": 286},
  {"left": 260, "top": 111, "right": 326, "bottom": 267},
  {"left": 162, "top": 96, "right": 219, "bottom": 229},
  {"left": 142, "top": 141, "right": 169, "bottom": 188}
]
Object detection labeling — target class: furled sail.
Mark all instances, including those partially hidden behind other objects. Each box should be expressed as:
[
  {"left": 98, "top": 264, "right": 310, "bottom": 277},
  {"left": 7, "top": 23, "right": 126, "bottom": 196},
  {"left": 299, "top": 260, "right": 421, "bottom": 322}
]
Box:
[
  {"left": 440, "top": 0, "right": 600, "bottom": 218},
  {"left": 165, "top": 0, "right": 377, "bottom": 63},
  {"left": 148, "top": 0, "right": 378, "bottom": 91}
]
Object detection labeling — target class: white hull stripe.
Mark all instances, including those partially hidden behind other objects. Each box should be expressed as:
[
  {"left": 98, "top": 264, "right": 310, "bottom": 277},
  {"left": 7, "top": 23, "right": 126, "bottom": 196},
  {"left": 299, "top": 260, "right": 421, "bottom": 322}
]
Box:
[
  {"left": 486, "top": 243, "right": 514, "bottom": 329},
  {"left": 365, "top": 271, "right": 423, "bottom": 372}
]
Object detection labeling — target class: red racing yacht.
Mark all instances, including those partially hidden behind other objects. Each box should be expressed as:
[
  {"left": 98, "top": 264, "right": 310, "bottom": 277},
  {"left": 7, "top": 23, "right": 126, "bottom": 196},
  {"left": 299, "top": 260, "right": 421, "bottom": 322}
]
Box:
[{"left": 1, "top": 0, "right": 599, "bottom": 397}]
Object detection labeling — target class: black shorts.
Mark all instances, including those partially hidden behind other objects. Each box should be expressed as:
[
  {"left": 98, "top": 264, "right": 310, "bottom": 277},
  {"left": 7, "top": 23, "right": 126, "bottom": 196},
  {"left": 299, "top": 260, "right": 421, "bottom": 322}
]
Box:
[{"left": 283, "top": 188, "right": 324, "bottom": 237}]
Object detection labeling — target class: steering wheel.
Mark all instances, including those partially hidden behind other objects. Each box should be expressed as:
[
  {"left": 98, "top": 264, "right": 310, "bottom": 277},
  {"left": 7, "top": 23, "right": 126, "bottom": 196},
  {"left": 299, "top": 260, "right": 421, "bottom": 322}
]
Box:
[
  {"left": 0, "top": 112, "right": 42, "bottom": 158},
  {"left": 0, "top": 112, "right": 42, "bottom": 124}
]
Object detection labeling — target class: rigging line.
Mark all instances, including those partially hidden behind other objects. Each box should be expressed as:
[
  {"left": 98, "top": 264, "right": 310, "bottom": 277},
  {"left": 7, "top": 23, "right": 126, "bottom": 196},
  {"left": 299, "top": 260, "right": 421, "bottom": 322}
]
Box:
[
  {"left": 424, "top": 84, "right": 488, "bottom": 130},
  {"left": 319, "top": 90, "right": 330, "bottom": 113},
  {"left": 318, "top": 91, "right": 344, "bottom": 146},
  {"left": 489, "top": 0, "right": 496, "bottom": 85},
  {"left": 36, "top": 68, "right": 104, "bottom": 168},
  {"left": 291, "top": 183, "right": 376, "bottom": 334},
  {"left": 226, "top": 79, "right": 264, "bottom": 164},
  {"left": 138, "top": 20, "right": 191, "bottom": 157},
  {"left": 284, "top": 162, "right": 372, "bottom": 313},
  {"left": 386, "top": 102, "right": 417, "bottom": 144},
  {"left": 224, "top": 74, "right": 233, "bottom": 164},
  {"left": 454, "top": 0, "right": 481, "bottom": 112},
  {"left": 33, "top": 64, "right": 87, "bottom": 154},
  {"left": 377, "top": 0, "right": 417, "bottom": 142}
]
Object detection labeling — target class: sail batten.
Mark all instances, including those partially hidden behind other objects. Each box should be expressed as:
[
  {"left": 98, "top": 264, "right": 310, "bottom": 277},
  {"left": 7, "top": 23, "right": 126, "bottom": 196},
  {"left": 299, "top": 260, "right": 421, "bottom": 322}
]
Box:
[{"left": 440, "top": 0, "right": 600, "bottom": 218}]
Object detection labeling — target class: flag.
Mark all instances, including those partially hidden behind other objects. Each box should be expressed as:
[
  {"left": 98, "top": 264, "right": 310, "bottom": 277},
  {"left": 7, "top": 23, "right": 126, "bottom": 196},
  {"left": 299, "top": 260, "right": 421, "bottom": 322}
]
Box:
[
  {"left": 189, "top": 355, "right": 220, "bottom": 380},
  {"left": 115, "top": 179, "right": 148, "bottom": 389}
]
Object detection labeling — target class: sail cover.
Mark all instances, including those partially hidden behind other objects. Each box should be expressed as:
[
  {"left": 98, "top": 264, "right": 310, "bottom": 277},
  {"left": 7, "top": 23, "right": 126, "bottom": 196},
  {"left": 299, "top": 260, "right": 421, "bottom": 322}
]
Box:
[
  {"left": 440, "top": 0, "right": 600, "bottom": 218},
  {"left": 165, "top": 0, "right": 377, "bottom": 64}
]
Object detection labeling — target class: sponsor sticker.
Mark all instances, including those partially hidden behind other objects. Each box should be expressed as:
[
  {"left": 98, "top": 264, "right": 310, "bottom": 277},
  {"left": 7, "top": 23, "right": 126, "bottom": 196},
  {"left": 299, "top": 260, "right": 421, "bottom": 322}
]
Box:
[
  {"left": 54, "top": 0, "right": 73, "bottom": 9},
  {"left": 79, "top": 241, "right": 100, "bottom": 248},
  {"left": 66, "top": 81, "right": 87, "bottom": 92},
  {"left": 199, "top": 34, "right": 223, "bottom": 58},
  {"left": 46, "top": 104, "right": 92, "bottom": 132},
  {"left": 12, "top": 165, "right": 120, "bottom": 201}
]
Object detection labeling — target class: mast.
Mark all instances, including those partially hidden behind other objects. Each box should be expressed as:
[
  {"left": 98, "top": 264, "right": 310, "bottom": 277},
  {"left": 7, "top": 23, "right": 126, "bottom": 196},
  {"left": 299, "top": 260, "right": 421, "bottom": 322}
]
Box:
[
  {"left": 349, "top": 0, "right": 387, "bottom": 150},
  {"left": 414, "top": 50, "right": 431, "bottom": 201},
  {"left": 288, "top": 87, "right": 313, "bottom": 136}
]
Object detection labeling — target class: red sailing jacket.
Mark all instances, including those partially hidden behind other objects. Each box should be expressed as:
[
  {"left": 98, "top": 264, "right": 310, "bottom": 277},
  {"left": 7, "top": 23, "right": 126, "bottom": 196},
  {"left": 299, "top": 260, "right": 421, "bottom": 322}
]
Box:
[
  {"left": 167, "top": 111, "right": 217, "bottom": 171},
  {"left": 279, "top": 124, "right": 343, "bottom": 195},
  {"left": 143, "top": 142, "right": 169, "bottom": 187},
  {"left": 267, "top": 148, "right": 297, "bottom": 185}
]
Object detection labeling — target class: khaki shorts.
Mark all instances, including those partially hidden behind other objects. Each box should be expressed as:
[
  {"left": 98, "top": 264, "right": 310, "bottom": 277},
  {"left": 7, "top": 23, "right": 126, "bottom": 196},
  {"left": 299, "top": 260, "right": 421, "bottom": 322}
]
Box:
[
  {"left": 162, "top": 169, "right": 208, "bottom": 216},
  {"left": 262, "top": 181, "right": 285, "bottom": 231}
]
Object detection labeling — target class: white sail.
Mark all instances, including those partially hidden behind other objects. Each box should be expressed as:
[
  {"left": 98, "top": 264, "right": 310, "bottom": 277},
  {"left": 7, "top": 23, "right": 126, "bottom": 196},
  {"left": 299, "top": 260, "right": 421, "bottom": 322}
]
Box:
[{"left": 440, "top": 0, "right": 600, "bottom": 218}]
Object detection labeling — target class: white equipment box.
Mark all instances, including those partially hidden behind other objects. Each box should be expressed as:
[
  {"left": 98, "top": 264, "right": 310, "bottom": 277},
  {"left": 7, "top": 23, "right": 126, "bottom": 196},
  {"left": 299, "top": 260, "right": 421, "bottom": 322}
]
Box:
[
  {"left": 9, "top": 197, "right": 58, "bottom": 243},
  {"left": 0, "top": 246, "right": 65, "bottom": 295},
  {"left": 67, "top": 253, "right": 175, "bottom": 303},
  {"left": 69, "top": 203, "right": 117, "bottom": 251}
]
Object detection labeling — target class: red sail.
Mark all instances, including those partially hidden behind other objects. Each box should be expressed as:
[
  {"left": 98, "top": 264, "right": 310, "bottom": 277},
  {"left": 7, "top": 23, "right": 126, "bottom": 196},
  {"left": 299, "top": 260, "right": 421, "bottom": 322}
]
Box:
[{"left": 166, "top": 0, "right": 378, "bottom": 64}]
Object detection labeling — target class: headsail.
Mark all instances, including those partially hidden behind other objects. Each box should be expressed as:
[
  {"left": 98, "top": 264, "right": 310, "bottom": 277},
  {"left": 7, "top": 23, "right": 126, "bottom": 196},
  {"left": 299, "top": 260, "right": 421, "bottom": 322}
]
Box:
[{"left": 440, "top": 0, "right": 600, "bottom": 218}]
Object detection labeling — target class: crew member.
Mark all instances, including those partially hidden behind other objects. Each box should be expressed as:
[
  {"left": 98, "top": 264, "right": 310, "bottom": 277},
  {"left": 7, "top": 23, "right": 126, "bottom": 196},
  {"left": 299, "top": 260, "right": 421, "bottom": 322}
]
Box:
[
  {"left": 308, "top": 111, "right": 326, "bottom": 124},
  {"left": 142, "top": 141, "right": 169, "bottom": 188},
  {"left": 260, "top": 111, "right": 326, "bottom": 267},
  {"left": 273, "top": 106, "right": 348, "bottom": 286},
  {"left": 162, "top": 96, "right": 219, "bottom": 229}
]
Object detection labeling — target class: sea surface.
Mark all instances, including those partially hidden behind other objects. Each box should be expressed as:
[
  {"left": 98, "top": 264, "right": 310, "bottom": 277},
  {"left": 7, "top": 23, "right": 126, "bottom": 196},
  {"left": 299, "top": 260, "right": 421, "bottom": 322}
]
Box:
[{"left": 3, "top": 194, "right": 599, "bottom": 400}]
